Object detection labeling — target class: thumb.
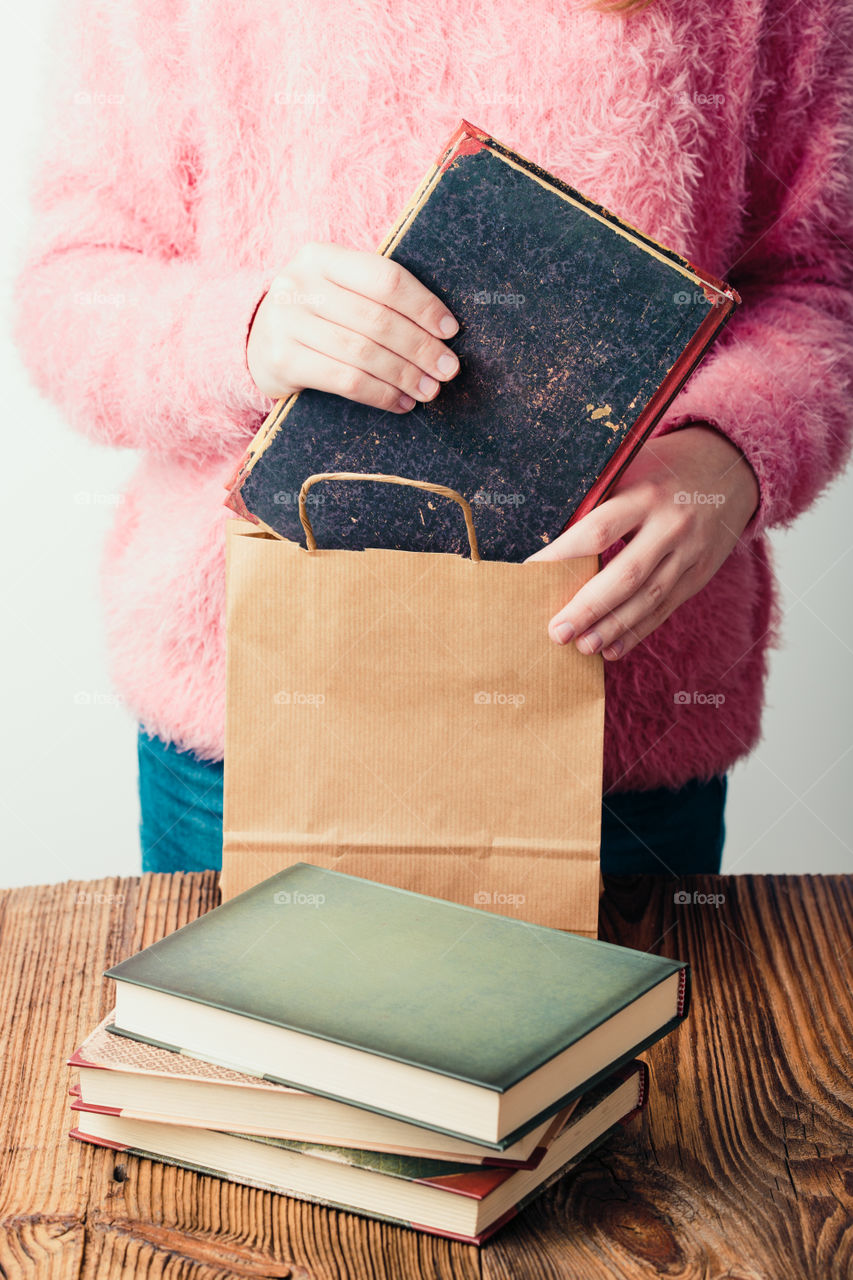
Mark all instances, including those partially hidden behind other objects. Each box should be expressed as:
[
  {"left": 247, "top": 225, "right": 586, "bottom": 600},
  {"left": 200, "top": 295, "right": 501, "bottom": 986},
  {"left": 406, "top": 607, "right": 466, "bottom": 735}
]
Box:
[{"left": 524, "top": 493, "right": 640, "bottom": 562}]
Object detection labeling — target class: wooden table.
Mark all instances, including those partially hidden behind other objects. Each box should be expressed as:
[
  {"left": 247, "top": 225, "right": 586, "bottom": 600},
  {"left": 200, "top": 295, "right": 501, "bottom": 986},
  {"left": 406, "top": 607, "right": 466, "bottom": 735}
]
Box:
[{"left": 1, "top": 873, "right": 851, "bottom": 1279}]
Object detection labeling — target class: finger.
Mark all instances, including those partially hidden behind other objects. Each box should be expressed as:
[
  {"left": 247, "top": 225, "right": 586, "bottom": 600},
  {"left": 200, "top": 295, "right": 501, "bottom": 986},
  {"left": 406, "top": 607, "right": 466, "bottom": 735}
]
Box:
[
  {"left": 546, "top": 521, "right": 678, "bottom": 644},
  {"left": 286, "top": 310, "right": 445, "bottom": 406},
  {"left": 569, "top": 550, "right": 684, "bottom": 656},
  {"left": 600, "top": 569, "right": 698, "bottom": 659},
  {"left": 299, "top": 241, "right": 460, "bottom": 340},
  {"left": 283, "top": 339, "right": 419, "bottom": 413},
  {"left": 306, "top": 279, "right": 461, "bottom": 386},
  {"left": 524, "top": 490, "right": 649, "bottom": 563}
]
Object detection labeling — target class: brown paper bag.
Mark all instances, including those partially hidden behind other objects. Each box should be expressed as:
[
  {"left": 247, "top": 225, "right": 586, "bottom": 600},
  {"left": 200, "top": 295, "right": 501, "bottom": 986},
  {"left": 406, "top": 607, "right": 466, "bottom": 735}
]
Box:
[{"left": 222, "top": 474, "right": 604, "bottom": 936}]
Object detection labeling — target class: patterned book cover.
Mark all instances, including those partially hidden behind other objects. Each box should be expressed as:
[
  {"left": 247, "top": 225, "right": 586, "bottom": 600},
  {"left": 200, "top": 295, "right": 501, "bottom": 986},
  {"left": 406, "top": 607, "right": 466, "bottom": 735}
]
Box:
[
  {"left": 68, "top": 1014, "right": 567, "bottom": 1166},
  {"left": 225, "top": 118, "right": 739, "bottom": 560}
]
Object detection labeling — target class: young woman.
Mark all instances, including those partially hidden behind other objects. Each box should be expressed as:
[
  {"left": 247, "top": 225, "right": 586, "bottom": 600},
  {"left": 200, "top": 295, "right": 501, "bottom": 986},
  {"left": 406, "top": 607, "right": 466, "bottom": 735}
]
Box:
[{"left": 13, "top": 0, "right": 853, "bottom": 876}]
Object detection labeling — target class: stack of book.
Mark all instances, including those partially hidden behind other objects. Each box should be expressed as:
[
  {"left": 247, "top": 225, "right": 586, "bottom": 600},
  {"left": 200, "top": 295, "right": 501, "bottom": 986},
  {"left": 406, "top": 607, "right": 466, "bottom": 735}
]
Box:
[{"left": 68, "top": 864, "right": 689, "bottom": 1244}]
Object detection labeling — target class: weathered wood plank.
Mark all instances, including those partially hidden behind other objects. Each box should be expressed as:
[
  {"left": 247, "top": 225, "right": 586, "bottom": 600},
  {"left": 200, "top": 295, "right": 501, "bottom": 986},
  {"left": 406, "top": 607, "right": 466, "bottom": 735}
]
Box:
[
  {"left": 0, "top": 1217, "right": 83, "bottom": 1280},
  {"left": 0, "top": 874, "right": 219, "bottom": 1228},
  {"left": 1, "top": 874, "right": 851, "bottom": 1279},
  {"left": 85, "top": 1156, "right": 482, "bottom": 1280},
  {"left": 588, "top": 874, "right": 853, "bottom": 1280}
]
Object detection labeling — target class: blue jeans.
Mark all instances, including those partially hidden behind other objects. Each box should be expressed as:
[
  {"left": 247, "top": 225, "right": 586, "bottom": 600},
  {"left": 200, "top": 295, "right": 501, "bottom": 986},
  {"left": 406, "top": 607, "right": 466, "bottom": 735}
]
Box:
[{"left": 138, "top": 726, "right": 726, "bottom": 876}]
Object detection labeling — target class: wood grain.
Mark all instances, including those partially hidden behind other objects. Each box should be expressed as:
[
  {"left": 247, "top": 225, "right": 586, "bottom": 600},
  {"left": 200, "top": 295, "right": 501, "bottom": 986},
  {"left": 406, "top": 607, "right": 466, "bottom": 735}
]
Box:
[{"left": 1, "top": 873, "right": 850, "bottom": 1278}]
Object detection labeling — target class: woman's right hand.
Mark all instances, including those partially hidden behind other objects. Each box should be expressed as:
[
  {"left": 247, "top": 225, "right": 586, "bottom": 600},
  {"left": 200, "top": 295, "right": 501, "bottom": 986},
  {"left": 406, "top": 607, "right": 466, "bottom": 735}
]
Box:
[{"left": 247, "top": 241, "right": 461, "bottom": 412}]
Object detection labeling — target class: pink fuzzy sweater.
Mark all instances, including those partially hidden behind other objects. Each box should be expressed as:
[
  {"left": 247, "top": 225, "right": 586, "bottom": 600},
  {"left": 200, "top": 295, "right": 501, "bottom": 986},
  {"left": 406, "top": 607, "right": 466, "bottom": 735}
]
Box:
[{"left": 13, "top": 0, "right": 853, "bottom": 792}]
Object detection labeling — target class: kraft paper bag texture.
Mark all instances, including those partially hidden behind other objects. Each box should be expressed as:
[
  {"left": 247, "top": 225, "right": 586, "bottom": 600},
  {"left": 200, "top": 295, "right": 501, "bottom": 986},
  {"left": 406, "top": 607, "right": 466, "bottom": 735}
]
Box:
[{"left": 222, "top": 473, "right": 605, "bottom": 937}]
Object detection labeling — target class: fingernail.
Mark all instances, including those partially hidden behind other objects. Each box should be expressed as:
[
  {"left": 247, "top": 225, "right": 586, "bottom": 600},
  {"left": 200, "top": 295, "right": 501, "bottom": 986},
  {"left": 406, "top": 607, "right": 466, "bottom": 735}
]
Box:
[
  {"left": 551, "top": 621, "right": 575, "bottom": 644},
  {"left": 417, "top": 374, "right": 439, "bottom": 397},
  {"left": 437, "top": 353, "right": 459, "bottom": 375},
  {"left": 578, "top": 631, "right": 603, "bottom": 654},
  {"left": 398, "top": 393, "right": 415, "bottom": 410},
  {"left": 440, "top": 315, "right": 459, "bottom": 336},
  {"left": 603, "top": 638, "right": 624, "bottom": 660}
]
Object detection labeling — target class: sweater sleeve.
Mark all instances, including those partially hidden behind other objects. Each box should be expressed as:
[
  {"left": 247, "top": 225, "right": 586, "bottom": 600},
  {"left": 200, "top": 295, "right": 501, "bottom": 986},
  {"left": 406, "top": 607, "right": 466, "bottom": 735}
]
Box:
[
  {"left": 10, "top": 0, "right": 277, "bottom": 462},
  {"left": 653, "top": 5, "right": 853, "bottom": 543}
]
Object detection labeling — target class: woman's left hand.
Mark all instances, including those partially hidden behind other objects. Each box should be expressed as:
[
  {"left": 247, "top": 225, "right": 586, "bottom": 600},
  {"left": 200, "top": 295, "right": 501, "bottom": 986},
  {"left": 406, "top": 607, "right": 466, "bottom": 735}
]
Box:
[{"left": 524, "top": 423, "right": 760, "bottom": 660}]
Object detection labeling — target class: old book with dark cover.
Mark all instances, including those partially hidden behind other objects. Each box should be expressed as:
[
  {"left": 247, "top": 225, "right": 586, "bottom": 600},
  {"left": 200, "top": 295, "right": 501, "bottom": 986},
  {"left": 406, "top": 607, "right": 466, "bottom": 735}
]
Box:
[{"left": 225, "top": 119, "right": 739, "bottom": 559}]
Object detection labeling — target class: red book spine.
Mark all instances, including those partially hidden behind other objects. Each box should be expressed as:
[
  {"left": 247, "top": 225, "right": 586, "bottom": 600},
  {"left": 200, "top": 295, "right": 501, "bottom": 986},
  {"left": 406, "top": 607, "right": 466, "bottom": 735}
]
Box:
[{"left": 565, "top": 289, "right": 739, "bottom": 529}]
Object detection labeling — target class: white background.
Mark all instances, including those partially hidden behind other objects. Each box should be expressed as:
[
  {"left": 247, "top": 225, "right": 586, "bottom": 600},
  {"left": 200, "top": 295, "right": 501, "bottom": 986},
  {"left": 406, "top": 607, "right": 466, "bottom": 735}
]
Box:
[{"left": 1, "top": 2, "right": 850, "bottom": 888}]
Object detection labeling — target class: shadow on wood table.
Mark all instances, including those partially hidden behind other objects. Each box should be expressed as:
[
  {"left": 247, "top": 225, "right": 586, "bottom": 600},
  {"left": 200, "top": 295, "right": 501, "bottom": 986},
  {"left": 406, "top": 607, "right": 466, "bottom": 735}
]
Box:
[{"left": 1, "top": 873, "right": 851, "bottom": 1279}]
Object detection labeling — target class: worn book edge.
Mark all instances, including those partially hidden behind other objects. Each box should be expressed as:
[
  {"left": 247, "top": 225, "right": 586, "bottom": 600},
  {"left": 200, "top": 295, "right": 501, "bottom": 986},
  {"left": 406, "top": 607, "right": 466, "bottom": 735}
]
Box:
[{"left": 224, "top": 117, "right": 740, "bottom": 532}]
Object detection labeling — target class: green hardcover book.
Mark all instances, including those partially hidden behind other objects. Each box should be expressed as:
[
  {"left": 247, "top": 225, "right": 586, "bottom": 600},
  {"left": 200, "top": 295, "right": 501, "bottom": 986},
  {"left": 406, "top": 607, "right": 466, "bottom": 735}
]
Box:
[
  {"left": 70, "top": 1063, "right": 648, "bottom": 1245},
  {"left": 105, "top": 864, "right": 688, "bottom": 1147}
]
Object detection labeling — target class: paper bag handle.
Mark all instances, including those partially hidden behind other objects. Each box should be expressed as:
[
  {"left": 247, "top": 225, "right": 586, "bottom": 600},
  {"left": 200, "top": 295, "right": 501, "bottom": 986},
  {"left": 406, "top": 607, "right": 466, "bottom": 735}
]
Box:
[{"left": 298, "top": 472, "right": 482, "bottom": 562}]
